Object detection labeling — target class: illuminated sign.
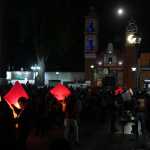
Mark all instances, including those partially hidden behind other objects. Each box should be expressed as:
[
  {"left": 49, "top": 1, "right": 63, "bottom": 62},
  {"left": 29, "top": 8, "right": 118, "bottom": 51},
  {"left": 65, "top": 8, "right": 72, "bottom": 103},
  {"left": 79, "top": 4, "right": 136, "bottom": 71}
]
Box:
[{"left": 8, "top": 71, "right": 34, "bottom": 80}]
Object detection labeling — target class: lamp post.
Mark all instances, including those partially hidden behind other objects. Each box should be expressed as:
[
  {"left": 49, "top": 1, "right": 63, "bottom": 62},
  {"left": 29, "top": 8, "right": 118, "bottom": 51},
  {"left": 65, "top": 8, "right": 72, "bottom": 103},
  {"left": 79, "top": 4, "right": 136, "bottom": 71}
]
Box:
[{"left": 90, "top": 65, "right": 95, "bottom": 85}]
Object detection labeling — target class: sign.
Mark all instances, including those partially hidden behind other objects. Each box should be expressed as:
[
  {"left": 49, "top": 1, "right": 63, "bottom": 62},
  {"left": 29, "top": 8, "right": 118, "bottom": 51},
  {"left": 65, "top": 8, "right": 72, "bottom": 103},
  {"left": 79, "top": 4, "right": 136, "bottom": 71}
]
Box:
[{"left": 10, "top": 71, "right": 34, "bottom": 80}]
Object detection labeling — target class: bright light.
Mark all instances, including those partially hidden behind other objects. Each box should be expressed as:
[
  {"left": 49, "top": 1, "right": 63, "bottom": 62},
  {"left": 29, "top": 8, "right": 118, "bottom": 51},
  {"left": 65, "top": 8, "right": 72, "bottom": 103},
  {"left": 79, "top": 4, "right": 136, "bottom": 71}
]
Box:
[
  {"left": 118, "top": 61, "right": 123, "bottom": 65},
  {"left": 127, "top": 34, "right": 136, "bottom": 44},
  {"left": 35, "top": 72, "right": 38, "bottom": 77},
  {"left": 36, "top": 66, "right": 40, "bottom": 70},
  {"left": 31, "top": 65, "right": 40, "bottom": 70},
  {"left": 6, "top": 71, "right": 11, "bottom": 80},
  {"left": 117, "top": 8, "right": 124, "bottom": 16},
  {"left": 56, "top": 72, "right": 60, "bottom": 75},
  {"left": 98, "top": 61, "right": 102, "bottom": 66},
  {"left": 25, "top": 77, "right": 28, "bottom": 82},
  {"left": 131, "top": 67, "right": 136, "bottom": 71},
  {"left": 90, "top": 65, "right": 94, "bottom": 69}
]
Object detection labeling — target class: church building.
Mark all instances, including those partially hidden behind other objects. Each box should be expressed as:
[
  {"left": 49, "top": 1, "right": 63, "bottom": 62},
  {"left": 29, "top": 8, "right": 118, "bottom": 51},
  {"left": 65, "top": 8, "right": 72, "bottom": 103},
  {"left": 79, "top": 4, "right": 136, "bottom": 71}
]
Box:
[{"left": 84, "top": 7, "right": 149, "bottom": 89}]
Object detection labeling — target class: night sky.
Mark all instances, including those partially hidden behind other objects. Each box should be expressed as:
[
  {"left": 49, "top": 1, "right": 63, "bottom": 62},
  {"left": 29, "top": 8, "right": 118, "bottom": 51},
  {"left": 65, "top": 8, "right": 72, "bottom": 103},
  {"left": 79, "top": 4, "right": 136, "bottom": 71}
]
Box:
[{"left": 1, "top": 0, "right": 149, "bottom": 72}]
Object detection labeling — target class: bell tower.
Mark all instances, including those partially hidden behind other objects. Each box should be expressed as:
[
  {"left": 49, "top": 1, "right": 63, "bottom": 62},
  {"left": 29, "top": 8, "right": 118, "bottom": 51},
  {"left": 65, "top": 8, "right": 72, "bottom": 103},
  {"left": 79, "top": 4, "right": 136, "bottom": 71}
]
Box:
[
  {"left": 84, "top": 6, "right": 98, "bottom": 82},
  {"left": 124, "top": 19, "right": 138, "bottom": 89}
]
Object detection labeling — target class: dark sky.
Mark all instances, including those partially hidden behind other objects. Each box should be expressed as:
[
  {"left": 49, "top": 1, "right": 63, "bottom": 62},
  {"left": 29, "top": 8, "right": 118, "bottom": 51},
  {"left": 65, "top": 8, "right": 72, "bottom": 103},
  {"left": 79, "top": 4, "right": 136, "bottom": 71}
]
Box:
[{"left": 1, "top": 0, "right": 149, "bottom": 72}]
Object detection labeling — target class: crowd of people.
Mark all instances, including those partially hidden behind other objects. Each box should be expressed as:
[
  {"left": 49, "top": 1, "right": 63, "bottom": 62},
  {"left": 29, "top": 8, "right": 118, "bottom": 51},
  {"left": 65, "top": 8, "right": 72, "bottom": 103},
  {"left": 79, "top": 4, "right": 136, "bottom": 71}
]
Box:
[{"left": 0, "top": 82, "right": 149, "bottom": 149}]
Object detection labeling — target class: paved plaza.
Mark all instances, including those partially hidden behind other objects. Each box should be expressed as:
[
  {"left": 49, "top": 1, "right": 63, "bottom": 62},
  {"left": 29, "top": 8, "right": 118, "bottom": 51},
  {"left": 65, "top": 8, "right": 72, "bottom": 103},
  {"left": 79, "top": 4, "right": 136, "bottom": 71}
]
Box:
[{"left": 26, "top": 118, "right": 150, "bottom": 150}]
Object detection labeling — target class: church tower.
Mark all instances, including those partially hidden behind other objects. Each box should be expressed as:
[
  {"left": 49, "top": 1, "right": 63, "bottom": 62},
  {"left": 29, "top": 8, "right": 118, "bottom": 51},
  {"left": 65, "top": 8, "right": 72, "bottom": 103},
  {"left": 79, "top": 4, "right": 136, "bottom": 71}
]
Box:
[
  {"left": 84, "top": 6, "right": 98, "bottom": 83},
  {"left": 124, "top": 19, "right": 138, "bottom": 89}
]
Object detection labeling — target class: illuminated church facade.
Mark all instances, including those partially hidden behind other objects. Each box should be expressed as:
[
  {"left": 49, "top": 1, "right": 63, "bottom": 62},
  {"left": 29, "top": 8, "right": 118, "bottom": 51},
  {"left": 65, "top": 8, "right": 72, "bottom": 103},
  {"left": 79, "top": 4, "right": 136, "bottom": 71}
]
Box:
[{"left": 84, "top": 7, "right": 150, "bottom": 89}]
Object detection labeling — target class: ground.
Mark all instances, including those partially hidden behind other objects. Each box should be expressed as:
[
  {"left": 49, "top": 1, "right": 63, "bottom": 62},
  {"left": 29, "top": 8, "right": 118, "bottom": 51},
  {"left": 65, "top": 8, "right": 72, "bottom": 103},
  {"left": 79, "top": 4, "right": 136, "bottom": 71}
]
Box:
[{"left": 27, "top": 118, "right": 150, "bottom": 150}]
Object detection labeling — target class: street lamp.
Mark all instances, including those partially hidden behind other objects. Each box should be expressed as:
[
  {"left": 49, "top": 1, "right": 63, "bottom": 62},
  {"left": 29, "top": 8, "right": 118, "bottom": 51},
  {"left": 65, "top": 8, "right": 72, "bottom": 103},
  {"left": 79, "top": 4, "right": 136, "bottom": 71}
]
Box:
[
  {"left": 90, "top": 65, "right": 95, "bottom": 69},
  {"left": 118, "top": 60, "right": 123, "bottom": 66},
  {"left": 56, "top": 71, "right": 60, "bottom": 75},
  {"left": 131, "top": 67, "right": 137, "bottom": 72},
  {"left": 90, "top": 65, "right": 95, "bottom": 84}
]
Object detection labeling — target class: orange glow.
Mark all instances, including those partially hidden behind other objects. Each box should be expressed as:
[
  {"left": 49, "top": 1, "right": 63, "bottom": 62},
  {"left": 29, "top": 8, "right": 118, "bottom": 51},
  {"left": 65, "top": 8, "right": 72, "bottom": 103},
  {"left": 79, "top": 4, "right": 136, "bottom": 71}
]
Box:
[
  {"left": 10, "top": 105, "right": 19, "bottom": 118},
  {"left": 4, "top": 81, "right": 29, "bottom": 107},
  {"left": 16, "top": 123, "right": 19, "bottom": 128},
  {"left": 61, "top": 101, "right": 66, "bottom": 112},
  {"left": 50, "top": 83, "right": 71, "bottom": 101}
]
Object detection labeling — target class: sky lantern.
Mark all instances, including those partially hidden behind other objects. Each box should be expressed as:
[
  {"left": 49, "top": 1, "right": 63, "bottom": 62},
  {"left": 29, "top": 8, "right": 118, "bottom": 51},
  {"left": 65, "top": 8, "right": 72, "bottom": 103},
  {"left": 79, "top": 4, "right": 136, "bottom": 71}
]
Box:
[
  {"left": 4, "top": 81, "right": 29, "bottom": 108},
  {"left": 50, "top": 83, "right": 71, "bottom": 101},
  {"left": 115, "top": 87, "right": 124, "bottom": 95}
]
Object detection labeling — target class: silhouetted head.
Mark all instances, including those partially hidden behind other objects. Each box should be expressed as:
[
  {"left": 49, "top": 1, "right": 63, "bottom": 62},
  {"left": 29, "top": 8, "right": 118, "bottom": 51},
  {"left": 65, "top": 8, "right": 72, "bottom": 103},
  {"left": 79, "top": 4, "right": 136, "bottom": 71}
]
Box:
[{"left": 18, "top": 97, "right": 27, "bottom": 109}]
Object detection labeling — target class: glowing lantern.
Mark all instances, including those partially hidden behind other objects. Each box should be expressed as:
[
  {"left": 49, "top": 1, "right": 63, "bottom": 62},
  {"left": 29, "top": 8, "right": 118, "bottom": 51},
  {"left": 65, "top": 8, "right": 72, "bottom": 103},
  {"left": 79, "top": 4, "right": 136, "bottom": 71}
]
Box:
[
  {"left": 4, "top": 81, "right": 29, "bottom": 108},
  {"left": 115, "top": 87, "right": 124, "bottom": 95},
  {"left": 50, "top": 83, "right": 71, "bottom": 101}
]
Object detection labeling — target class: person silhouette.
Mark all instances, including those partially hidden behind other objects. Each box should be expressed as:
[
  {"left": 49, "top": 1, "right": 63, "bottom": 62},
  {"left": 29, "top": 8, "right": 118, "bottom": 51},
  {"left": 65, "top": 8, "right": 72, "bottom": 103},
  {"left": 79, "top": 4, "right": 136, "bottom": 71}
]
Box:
[
  {"left": 13, "top": 97, "right": 33, "bottom": 150},
  {"left": 0, "top": 98, "right": 16, "bottom": 149}
]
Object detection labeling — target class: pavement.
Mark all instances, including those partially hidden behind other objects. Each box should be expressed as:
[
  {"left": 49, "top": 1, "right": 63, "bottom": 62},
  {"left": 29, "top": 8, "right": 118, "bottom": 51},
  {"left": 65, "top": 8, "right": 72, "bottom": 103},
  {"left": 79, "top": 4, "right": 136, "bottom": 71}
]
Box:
[
  {"left": 26, "top": 118, "right": 150, "bottom": 150},
  {"left": 27, "top": 118, "right": 101, "bottom": 150}
]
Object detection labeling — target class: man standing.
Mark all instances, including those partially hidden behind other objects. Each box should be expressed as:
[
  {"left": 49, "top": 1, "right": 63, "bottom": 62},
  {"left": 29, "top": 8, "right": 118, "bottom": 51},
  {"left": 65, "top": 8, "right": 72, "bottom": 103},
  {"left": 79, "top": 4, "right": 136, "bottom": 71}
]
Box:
[
  {"left": 64, "top": 94, "right": 80, "bottom": 145},
  {"left": 135, "top": 93, "right": 146, "bottom": 137}
]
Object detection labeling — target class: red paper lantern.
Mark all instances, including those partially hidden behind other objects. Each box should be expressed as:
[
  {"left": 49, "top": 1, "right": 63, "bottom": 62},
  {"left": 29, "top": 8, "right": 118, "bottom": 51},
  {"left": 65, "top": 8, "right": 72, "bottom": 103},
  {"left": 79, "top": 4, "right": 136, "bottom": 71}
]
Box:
[
  {"left": 115, "top": 87, "right": 124, "bottom": 95},
  {"left": 4, "top": 81, "right": 29, "bottom": 108},
  {"left": 50, "top": 83, "right": 71, "bottom": 101}
]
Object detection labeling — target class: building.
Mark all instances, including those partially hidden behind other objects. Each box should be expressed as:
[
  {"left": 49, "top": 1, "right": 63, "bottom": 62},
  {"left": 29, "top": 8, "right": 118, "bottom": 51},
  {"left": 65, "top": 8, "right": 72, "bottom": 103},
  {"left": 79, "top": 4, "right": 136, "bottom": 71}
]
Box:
[
  {"left": 4, "top": 7, "right": 150, "bottom": 89},
  {"left": 84, "top": 6, "right": 98, "bottom": 84},
  {"left": 84, "top": 7, "right": 149, "bottom": 89},
  {"left": 139, "top": 53, "right": 150, "bottom": 88},
  {"left": 6, "top": 71, "right": 85, "bottom": 87}
]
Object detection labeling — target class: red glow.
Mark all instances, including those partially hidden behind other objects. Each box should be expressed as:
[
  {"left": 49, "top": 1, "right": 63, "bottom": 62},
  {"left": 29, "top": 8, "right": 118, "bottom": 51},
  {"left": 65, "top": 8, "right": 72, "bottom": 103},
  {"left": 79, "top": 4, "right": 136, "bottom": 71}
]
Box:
[
  {"left": 4, "top": 81, "right": 29, "bottom": 107},
  {"left": 50, "top": 83, "right": 71, "bottom": 101},
  {"left": 115, "top": 87, "right": 124, "bottom": 95}
]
